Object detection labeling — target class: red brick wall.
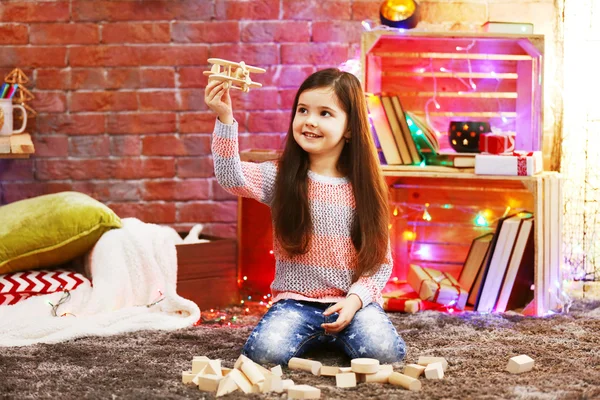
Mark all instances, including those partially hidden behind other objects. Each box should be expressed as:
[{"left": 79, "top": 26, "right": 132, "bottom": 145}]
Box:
[{"left": 0, "top": 0, "right": 555, "bottom": 238}]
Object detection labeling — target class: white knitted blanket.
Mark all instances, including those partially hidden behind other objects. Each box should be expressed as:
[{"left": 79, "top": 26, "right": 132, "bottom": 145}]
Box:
[{"left": 0, "top": 218, "right": 201, "bottom": 347}]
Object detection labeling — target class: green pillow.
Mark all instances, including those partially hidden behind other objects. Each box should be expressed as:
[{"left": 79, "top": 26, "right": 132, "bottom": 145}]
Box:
[{"left": 0, "top": 191, "right": 122, "bottom": 274}]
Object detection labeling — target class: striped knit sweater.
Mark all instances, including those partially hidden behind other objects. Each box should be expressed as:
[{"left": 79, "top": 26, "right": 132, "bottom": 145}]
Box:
[{"left": 212, "top": 118, "right": 392, "bottom": 308}]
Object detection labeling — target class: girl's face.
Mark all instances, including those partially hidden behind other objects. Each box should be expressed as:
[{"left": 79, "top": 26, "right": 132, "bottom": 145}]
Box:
[{"left": 292, "top": 87, "right": 350, "bottom": 165}]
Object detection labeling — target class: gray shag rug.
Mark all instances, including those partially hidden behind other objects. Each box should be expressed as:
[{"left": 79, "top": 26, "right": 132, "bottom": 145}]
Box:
[{"left": 1, "top": 300, "right": 599, "bottom": 400}]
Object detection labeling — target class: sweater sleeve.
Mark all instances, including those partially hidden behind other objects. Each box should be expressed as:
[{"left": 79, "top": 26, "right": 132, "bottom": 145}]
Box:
[
  {"left": 347, "top": 244, "right": 393, "bottom": 309},
  {"left": 212, "top": 118, "right": 278, "bottom": 205}
]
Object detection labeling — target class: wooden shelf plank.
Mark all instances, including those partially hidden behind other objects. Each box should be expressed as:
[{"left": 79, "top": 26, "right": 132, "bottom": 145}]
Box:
[{"left": 0, "top": 133, "right": 35, "bottom": 158}]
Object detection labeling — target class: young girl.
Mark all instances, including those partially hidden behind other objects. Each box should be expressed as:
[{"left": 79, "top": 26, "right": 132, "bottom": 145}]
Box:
[{"left": 204, "top": 68, "right": 406, "bottom": 366}]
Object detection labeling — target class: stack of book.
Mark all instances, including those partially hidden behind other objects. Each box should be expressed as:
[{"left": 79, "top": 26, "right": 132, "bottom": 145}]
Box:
[
  {"left": 458, "top": 212, "right": 535, "bottom": 313},
  {"left": 366, "top": 94, "right": 476, "bottom": 169}
]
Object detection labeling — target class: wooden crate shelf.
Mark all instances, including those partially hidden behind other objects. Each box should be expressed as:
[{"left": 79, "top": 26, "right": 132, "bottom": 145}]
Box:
[{"left": 0, "top": 133, "right": 35, "bottom": 158}]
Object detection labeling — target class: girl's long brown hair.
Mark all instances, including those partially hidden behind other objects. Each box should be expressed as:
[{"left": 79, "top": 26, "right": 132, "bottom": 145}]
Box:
[{"left": 271, "top": 68, "right": 389, "bottom": 282}]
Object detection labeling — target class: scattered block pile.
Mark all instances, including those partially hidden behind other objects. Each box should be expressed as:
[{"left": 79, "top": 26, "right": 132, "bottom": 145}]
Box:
[{"left": 182, "top": 353, "right": 535, "bottom": 397}]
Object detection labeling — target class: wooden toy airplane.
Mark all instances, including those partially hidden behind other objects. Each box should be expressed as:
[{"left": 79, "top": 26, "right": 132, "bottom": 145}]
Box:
[{"left": 204, "top": 58, "right": 266, "bottom": 93}]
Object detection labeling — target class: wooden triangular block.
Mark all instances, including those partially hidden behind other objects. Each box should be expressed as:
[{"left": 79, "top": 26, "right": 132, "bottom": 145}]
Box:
[{"left": 216, "top": 374, "right": 238, "bottom": 397}]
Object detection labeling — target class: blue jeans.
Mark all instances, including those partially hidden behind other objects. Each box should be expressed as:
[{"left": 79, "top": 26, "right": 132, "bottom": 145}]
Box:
[{"left": 242, "top": 299, "right": 406, "bottom": 366}]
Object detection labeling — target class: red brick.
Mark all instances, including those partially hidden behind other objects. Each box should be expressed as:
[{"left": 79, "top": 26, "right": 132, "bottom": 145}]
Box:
[
  {"left": 2, "top": 182, "right": 73, "bottom": 204},
  {"left": 29, "top": 92, "right": 67, "bottom": 113},
  {"left": 178, "top": 201, "right": 238, "bottom": 223},
  {"left": 208, "top": 44, "right": 278, "bottom": 66},
  {"left": 69, "top": 91, "right": 138, "bottom": 112},
  {"left": 69, "top": 136, "right": 111, "bottom": 157},
  {"left": 107, "top": 113, "right": 176, "bottom": 134},
  {"left": 238, "top": 133, "right": 284, "bottom": 150},
  {"left": 72, "top": 0, "right": 212, "bottom": 22},
  {"left": 142, "top": 134, "right": 187, "bottom": 156},
  {"left": 231, "top": 88, "right": 280, "bottom": 111},
  {"left": 181, "top": 135, "right": 212, "bottom": 156},
  {"left": 138, "top": 45, "right": 209, "bottom": 66},
  {"left": 283, "top": 1, "right": 351, "bottom": 20},
  {"left": 281, "top": 43, "right": 350, "bottom": 65},
  {"left": 106, "top": 68, "right": 141, "bottom": 89},
  {"left": 113, "top": 157, "right": 175, "bottom": 179},
  {"left": 272, "top": 66, "right": 315, "bottom": 88},
  {"left": 30, "top": 23, "right": 99, "bottom": 45},
  {"left": 32, "top": 135, "right": 69, "bottom": 157},
  {"left": 110, "top": 136, "right": 141, "bottom": 156},
  {"left": 200, "top": 223, "right": 237, "bottom": 239},
  {"left": 37, "top": 114, "right": 106, "bottom": 135},
  {"left": 313, "top": 21, "right": 363, "bottom": 43},
  {"left": 176, "top": 157, "right": 214, "bottom": 178},
  {"left": 179, "top": 90, "right": 208, "bottom": 111},
  {"left": 35, "top": 159, "right": 113, "bottom": 180},
  {"left": 72, "top": 181, "right": 143, "bottom": 202},
  {"left": 1, "top": 2, "right": 69, "bottom": 23},
  {"left": 0, "top": 24, "right": 28, "bottom": 44},
  {"left": 0, "top": 159, "right": 34, "bottom": 181},
  {"left": 180, "top": 112, "right": 220, "bottom": 133},
  {"left": 240, "top": 21, "right": 310, "bottom": 43},
  {"left": 215, "top": 0, "right": 279, "bottom": 20},
  {"left": 102, "top": 22, "right": 171, "bottom": 44},
  {"left": 107, "top": 202, "right": 176, "bottom": 224},
  {"left": 141, "top": 68, "right": 175, "bottom": 88},
  {"left": 178, "top": 67, "right": 208, "bottom": 88},
  {"left": 351, "top": 1, "right": 380, "bottom": 21},
  {"left": 139, "top": 91, "right": 179, "bottom": 111},
  {"left": 0, "top": 46, "right": 67, "bottom": 68},
  {"left": 35, "top": 69, "right": 70, "bottom": 90},
  {"left": 211, "top": 179, "right": 237, "bottom": 201},
  {"left": 69, "top": 46, "right": 140, "bottom": 67},
  {"left": 172, "top": 21, "right": 239, "bottom": 43},
  {"left": 143, "top": 179, "right": 210, "bottom": 201},
  {"left": 247, "top": 111, "right": 289, "bottom": 133},
  {"left": 279, "top": 88, "right": 298, "bottom": 109}
]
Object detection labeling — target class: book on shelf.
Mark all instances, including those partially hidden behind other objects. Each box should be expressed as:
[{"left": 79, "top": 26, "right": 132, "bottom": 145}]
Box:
[
  {"left": 422, "top": 152, "right": 476, "bottom": 168},
  {"left": 495, "top": 216, "right": 535, "bottom": 312},
  {"left": 381, "top": 96, "right": 412, "bottom": 164},
  {"left": 391, "top": 96, "right": 422, "bottom": 164},
  {"left": 458, "top": 232, "right": 494, "bottom": 295},
  {"left": 405, "top": 111, "right": 440, "bottom": 154},
  {"left": 366, "top": 95, "right": 403, "bottom": 165}
]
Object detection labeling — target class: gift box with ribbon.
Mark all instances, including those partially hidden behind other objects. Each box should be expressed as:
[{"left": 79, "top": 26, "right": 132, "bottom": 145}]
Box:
[
  {"left": 407, "top": 264, "right": 468, "bottom": 309},
  {"left": 383, "top": 296, "right": 446, "bottom": 313},
  {"left": 478, "top": 133, "right": 515, "bottom": 154},
  {"left": 474, "top": 151, "right": 543, "bottom": 176}
]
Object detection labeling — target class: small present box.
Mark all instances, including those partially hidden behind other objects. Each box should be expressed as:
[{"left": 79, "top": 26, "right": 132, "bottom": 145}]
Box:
[
  {"left": 407, "top": 265, "right": 468, "bottom": 309},
  {"left": 383, "top": 297, "right": 445, "bottom": 313},
  {"left": 475, "top": 151, "right": 543, "bottom": 176},
  {"left": 478, "top": 133, "right": 515, "bottom": 155}
]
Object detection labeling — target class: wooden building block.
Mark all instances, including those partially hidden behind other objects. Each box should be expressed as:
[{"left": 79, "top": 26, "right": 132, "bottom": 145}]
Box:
[
  {"left": 506, "top": 355, "right": 534, "bottom": 374},
  {"left": 287, "top": 384, "right": 321, "bottom": 399},
  {"left": 389, "top": 372, "right": 421, "bottom": 391},
  {"left": 357, "top": 369, "right": 393, "bottom": 384},
  {"left": 234, "top": 354, "right": 254, "bottom": 369},
  {"left": 282, "top": 379, "right": 295, "bottom": 390},
  {"left": 216, "top": 374, "right": 238, "bottom": 397},
  {"left": 320, "top": 366, "right": 341, "bottom": 376},
  {"left": 241, "top": 360, "right": 265, "bottom": 384},
  {"left": 221, "top": 367, "right": 232, "bottom": 376},
  {"left": 252, "top": 381, "right": 265, "bottom": 393},
  {"left": 228, "top": 368, "right": 253, "bottom": 394},
  {"left": 351, "top": 358, "right": 380, "bottom": 374},
  {"left": 206, "top": 360, "right": 223, "bottom": 377},
  {"left": 424, "top": 362, "right": 444, "bottom": 379},
  {"left": 270, "top": 365, "right": 283, "bottom": 377},
  {"left": 417, "top": 356, "right": 448, "bottom": 371},
  {"left": 380, "top": 365, "right": 394, "bottom": 373},
  {"left": 288, "top": 357, "right": 322, "bottom": 375},
  {"left": 264, "top": 373, "right": 283, "bottom": 393},
  {"left": 254, "top": 363, "right": 272, "bottom": 377},
  {"left": 192, "top": 357, "right": 211, "bottom": 374},
  {"left": 335, "top": 372, "right": 357, "bottom": 388},
  {"left": 197, "top": 374, "right": 223, "bottom": 392},
  {"left": 182, "top": 370, "right": 195, "bottom": 384},
  {"left": 403, "top": 364, "right": 426, "bottom": 379},
  {"left": 338, "top": 367, "right": 352, "bottom": 373}
]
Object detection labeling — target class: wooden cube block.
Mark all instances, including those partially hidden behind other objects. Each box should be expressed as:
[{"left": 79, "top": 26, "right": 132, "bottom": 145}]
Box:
[
  {"left": 320, "top": 366, "right": 341, "bottom": 376},
  {"left": 506, "top": 355, "right": 534, "bottom": 374},
  {"left": 380, "top": 364, "right": 394, "bottom": 373},
  {"left": 351, "top": 358, "right": 380, "bottom": 374},
  {"left": 197, "top": 374, "right": 223, "bottom": 392},
  {"left": 264, "top": 373, "right": 283, "bottom": 393},
  {"left": 252, "top": 381, "right": 265, "bottom": 393},
  {"left": 182, "top": 370, "right": 195, "bottom": 384},
  {"left": 270, "top": 365, "right": 283, "bottom": 377},
  {"left": 216, "top": 374, "right": 238, "bottom": 397},
  {"left": 389, "top": 372, "right": 421, "bottom": 391},
  {"left": 282, "top": 379, "right": 295, "bottom": 390},
  {"left": 288, "top": 384, "right": 321, "bottom": 399},
  {"left": 335, "top": 372, "right": 357, "bottom": 388},
  {"left": 403, "top": 363, "right": 426, "bottom": 379},
  {"left": 424, "top": 362, "right": 444, "bottom": 380},
  {"left": 288, "top": 357, "right": 322, "bottom": 375},
  {"left": 417, "top": 356, "right": 448, "bottom": 371},
  {"left": 241, "top": 360, "right": 265, "bottom": 384},
  {"left": 192, "top": 357, "right": 211, "bottom": 374}
]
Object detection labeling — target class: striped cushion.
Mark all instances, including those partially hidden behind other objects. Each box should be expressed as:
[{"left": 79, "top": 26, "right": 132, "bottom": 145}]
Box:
[{"left": 0, "top": 269, "right": 88, "bottom": 306}]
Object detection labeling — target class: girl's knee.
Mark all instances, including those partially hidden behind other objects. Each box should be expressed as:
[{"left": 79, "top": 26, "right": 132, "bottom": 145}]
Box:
[{"left": 242, "top": 339, "right": 293, "bottom": 366}]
